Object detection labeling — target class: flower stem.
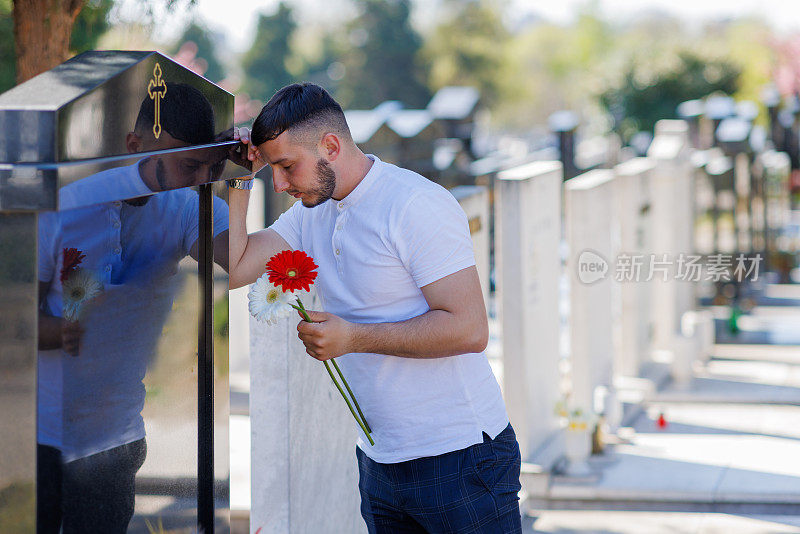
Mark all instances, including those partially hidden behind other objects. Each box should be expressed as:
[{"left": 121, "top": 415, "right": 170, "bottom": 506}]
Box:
[
  {"left": 331, "top": 359, "right": 372, "bottom": 434},
  {"left": 323, "top": 360, "right": 374, "bottom": 446},
  {"left": 290, "top": 302, "right": 312, "bottom": 322},
  {"left": 293, "top": 296, "right": 374, "bottom": 445}
]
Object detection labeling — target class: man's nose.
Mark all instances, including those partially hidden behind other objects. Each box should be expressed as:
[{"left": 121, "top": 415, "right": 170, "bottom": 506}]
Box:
[
  {"left": 273, "top": 173, "right": 289, "bottom": 194},
  {"left": 195, "top": 167, "right": 212, "bottom": 187}
]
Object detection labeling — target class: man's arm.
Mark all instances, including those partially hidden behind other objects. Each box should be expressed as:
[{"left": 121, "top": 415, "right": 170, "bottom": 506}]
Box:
[
  {"left": 190, "top": 229, "right": 230, "bottom": 273},
  {"left": 296, "top": 266, "right": 488, "bottom": 360},
  {"left": 224, "top": 127, "right": 293, "bottom": 289},
  {"left": 38, "top": 280, "right": 82, "bottom": 355},
  {"left": 227, "top": 186, "right": 292, "bottom": 289}
]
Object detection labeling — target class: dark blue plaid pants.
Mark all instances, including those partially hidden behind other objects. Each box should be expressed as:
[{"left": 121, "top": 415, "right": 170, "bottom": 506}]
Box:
[{"left": 357, "top": 423, "right": 522, "bottom": 533}]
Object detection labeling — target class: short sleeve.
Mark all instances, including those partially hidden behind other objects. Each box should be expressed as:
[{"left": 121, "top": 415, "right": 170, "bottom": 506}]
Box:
[
  {"left": 212, "top": 195, "right": 230, "bottom": 236},
  {"left": 38, "top": 211, "right": 59, "bottom": 283},
  {"left": 394, "top": 189, "right": 476, "bottom": 288},
  {"left": 182, "top": 190, "right": 230, "bottom": 253},
  {"left": 267, "top": 200, "right": 303, "bottom": 251}
]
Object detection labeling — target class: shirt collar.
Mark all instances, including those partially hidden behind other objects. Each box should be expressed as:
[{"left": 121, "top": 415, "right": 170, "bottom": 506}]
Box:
[{"left": 334, "top": 154, "right": 382, "bottom": 211}]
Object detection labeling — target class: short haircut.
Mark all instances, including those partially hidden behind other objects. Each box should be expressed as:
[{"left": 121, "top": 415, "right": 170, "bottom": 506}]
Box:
[
  {"left": 251, "top": 82, "right": 351, "bottom": 147},
  {"left": 134, "top": 82, "right": 215, "bottom": 145}
]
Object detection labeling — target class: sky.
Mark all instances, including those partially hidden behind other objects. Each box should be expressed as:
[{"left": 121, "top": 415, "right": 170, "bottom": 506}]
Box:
[{"left": 126, "top": 0, "right": 800, "bottom": 54}]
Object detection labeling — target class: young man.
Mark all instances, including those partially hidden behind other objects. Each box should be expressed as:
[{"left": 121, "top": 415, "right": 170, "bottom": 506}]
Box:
[{"left": 229, "top": 82, "right": 521, "bottom": 533}]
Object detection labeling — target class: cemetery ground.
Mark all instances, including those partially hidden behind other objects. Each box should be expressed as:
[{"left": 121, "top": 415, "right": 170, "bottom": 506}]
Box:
[
  {"left": 520, "top": 340, "right": 800, "bottom": 532},
  {"left": 126, "top": 295, "right": 800, "bottom": 533}
]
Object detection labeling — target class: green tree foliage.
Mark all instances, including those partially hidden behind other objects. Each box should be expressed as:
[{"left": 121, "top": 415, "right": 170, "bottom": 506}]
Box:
[
  {"left": 499, "top": 5, "right": 616, "bottom": 129},
  {"left": 176, "top": 20, "right": 226, "bottom": 82},
  {"left": 70, "top": 0, "right": 113, "bottom": 54},
  {"left": 0, "top": 0, "right": 14, "bottom": 93},
  {"left": 241, "top": 2, "right": 297, "bottom": 103},
  {"left": 298, "top": 32, "right": 347, "bottom": 95},
  {"left": 423, "top": 0, "right": 510, "bottom": 107},
  {"left": 601, "top": 51, "right": 740, "bottom": 142},
  {"left": 334, "top": 0, "right": 430, "bottom": 109}
]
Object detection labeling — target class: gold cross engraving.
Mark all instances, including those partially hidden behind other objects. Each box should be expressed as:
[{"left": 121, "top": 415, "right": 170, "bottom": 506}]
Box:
[{"left": 147, "top": 63, "right": 167, "bottom": 139}]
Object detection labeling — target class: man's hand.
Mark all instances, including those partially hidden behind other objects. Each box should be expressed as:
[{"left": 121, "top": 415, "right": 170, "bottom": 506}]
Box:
[
  {"left": 62, "top": 319, "right": 83, "bottom": 357},
  {"left": 227, "top": 127, "right": 266, "bottom": 175},
  {"left": 297, "top": 310, "right": 354, "bottom": 361}
]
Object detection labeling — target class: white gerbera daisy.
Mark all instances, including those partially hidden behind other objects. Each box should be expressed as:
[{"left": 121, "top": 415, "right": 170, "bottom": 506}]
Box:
[
  {"left": 248, "top": 273, "right": 293, "bottom": 324},
  {"left": 62, "top": 268, "right": 103, "bottom": 321}
]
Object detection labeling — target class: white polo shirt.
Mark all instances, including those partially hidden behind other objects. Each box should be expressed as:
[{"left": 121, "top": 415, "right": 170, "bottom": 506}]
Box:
[{"left": 269, "top": 154, "right": 509, "bottom": 463}]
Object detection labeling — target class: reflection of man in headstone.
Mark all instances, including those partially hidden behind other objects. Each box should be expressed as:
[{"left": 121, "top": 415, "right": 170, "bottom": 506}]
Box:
[{"left": 36, "top": 82, "right": 229, "bottom": 533}]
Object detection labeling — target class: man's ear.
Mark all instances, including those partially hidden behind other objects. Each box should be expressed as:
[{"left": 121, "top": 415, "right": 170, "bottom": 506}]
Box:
[
  {"left": 319, "top": 132, "right": 341, "bottom": 161},
  {"left": 126, "top": 132, "right": 143, "bottom": 154}
]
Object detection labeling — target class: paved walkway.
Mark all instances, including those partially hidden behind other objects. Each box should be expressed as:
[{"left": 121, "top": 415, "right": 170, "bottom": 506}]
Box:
[
  {"left": 524, "top": 511, "right": 800, "bottom": 533},
  {"left": 538, "top": 341, "right": 800, "bottom": 531}
]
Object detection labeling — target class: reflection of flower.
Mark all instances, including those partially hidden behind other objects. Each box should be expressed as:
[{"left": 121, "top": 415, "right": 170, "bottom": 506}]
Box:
[
  {"left": 267, "top": 250, "right": 318, "bottom": 293},
  {"left": 247, "top": 273, "right": 292, "bottom": 324},
  {"left": 62, "top": 268, "right": 103, "bottom": 321},
  {"left": 60, "top": 247, "right": 85, "bottom": 282}
]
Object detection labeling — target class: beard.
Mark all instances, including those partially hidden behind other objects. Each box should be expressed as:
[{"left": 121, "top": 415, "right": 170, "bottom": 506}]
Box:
[
  {"left": 155, "top": 158, "right": 168, "bottom": 191},
  {"left": 301, "top": 158, "right": 337, "bottom": 208}
]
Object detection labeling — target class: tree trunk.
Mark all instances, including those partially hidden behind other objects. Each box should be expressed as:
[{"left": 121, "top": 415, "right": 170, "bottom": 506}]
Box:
[{"left": 13, "top": 0, "right": 84, "bottom": 84}]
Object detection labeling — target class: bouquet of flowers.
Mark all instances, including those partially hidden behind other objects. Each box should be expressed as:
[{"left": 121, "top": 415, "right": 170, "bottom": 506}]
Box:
[
  {"left": 60, "top": 247, "right": 103, "bottom": 322},
  {"left": 248, "top": 250, "right": 374, "bottom": 445}
]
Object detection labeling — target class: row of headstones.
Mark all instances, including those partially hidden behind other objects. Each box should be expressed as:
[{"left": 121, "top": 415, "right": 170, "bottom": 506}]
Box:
[{"left": 494, "top": 119, "right": 715, "bottom": 481}]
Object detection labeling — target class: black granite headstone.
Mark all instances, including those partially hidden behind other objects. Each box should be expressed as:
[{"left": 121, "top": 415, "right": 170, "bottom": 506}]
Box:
[{"left": 0, "top": 51, "right": 240, "bottom": 533}]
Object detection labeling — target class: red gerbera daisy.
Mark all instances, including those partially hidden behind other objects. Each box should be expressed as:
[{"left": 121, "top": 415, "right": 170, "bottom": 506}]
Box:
[
  {"left": 266, "top": 250, "right": 318, "bottom": 293},
  {"left": 60, "top": 247, "right": 86, "bottom": 282}
]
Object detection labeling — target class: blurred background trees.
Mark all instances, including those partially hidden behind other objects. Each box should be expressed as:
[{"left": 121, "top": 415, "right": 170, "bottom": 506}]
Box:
[
  {"left": 0, "top": 0, "right": 14, "bottom": 92},
  {"left": 333, "top": 0, "right": 430, "bottom": 109},
  {"left": 423, "top": 0, "right": 511, "bottom": 109},
  {"left": 175, "top": 19, "right": 226, "bottom": 83},
  {"left": 0, "top": 0, "right": 791, "bottom": 145},
  {"left": 601, "top": 52, "right": 741, "bottom": 143},
  {"left": 241, "top": 2, "right": 297, "bottom": 103}
]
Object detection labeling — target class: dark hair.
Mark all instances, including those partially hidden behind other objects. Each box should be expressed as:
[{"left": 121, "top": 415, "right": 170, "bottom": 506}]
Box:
[
  {"left": 134, "top": 82, "right": 215, "bottom": 145},
  {"left": 251, "top": 82, "right": 350, "bottom": 146}
]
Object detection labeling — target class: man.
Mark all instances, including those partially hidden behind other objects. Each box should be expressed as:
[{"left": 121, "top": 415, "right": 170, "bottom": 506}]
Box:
[
  {"left": 37, "top": 82, "right": 229, "bottom": 533},
  {"left": 229, "top": 82, "right": 521, "bottom": 533}
]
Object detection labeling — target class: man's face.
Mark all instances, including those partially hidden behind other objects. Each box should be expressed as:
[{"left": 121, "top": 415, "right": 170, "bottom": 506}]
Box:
[
  {"left": 137, "top": 132, "right": 228, "bottom": 191},
  {"left": 258, "top": 131, "right": 336, "bottom": 208},
  {"left": 151, "top": 148, "right": 228, "bottom": 190}
]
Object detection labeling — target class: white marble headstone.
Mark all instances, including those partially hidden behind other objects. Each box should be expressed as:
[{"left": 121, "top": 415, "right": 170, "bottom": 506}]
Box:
[
  {"left": 647, "top": 120, "right": 695, "bottom": 366},
  {"left": 565, "top": 170, "right": 617, "bottom": 418},
  {"left": 495, "top": 161, "right": 564, "bottom": 465},
  {"left": 613, "top": 158, "right": 655, "bottom": 378}
]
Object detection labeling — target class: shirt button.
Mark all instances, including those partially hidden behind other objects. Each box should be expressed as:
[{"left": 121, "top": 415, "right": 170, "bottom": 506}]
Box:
[
  {"left": 104, "top": 265, "right": 111, "bottom": 272},
  {"left": 338, "top": 202, "right": 344, "bottom": 209},
  {"left": 335, "top": 249, "right": 340, "bottom": 255},
  {"left": 112, "top": 221, "right": 120, "bottom": 229},
  {"left": 336, "top": 224, "right": 343, "bottom": 231},
  {"left": 114, "top": 247, "right": 121, "bottom": 255}
]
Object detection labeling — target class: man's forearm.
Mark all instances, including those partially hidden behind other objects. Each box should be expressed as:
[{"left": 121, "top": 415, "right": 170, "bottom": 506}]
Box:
[
  {"left": 348, "top": 309, "right": 488, "bottom": 358},
  {"left": 228, "top": 185, "right": 251, "bottom": 287}
]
